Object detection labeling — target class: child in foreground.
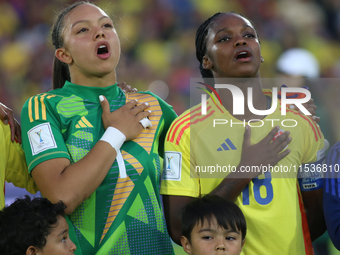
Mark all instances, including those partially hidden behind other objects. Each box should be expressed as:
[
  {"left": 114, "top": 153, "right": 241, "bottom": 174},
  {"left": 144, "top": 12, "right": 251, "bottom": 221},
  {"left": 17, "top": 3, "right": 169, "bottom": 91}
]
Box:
[
  {"left": 181, "top": 195, "right": 246, "bottom": 255},
  {"left": 0, "top": 196, "right": 76, "bottom": 255}
]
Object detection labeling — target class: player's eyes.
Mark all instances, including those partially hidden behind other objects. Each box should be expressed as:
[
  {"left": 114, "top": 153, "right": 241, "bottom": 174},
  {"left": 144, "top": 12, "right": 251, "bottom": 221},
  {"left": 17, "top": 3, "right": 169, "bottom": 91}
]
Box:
[
  {"left": 244, "top": 33, "right": 255, "bottom": 38},
  {"left": 226, "top": 236, "right": 236, "bottom": 241},
  {"left": 103, "top": 23, "right": 113, "bottom": 28},
  {"left": 218, "top": 36, "right": 231, "bottom": 42},
  {"left": 61, "top": 235, "right": 68, "bottom": 243},
  {"left": 202, "top": 236, "right": 213, "bottom": 240},
  {"left": 77, "top": 28, "right": 88, "bottom": 34}
]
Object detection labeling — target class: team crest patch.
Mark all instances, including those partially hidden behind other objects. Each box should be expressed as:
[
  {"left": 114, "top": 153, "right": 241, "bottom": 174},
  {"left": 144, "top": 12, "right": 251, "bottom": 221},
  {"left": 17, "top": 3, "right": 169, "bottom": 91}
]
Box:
[
  {"left": 28, "top": 122, "right": 57, "bottom": 156},
  {"left": 162, "top": 152, "right": 182, "bottom": 181}
]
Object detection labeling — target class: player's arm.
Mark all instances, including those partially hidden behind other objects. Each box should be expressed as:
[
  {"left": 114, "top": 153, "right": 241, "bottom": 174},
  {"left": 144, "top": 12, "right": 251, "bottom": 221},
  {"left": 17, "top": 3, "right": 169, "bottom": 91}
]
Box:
[
  {"left": 278, "top": 85, "right": 320, "bottom": 123},
  {"left": 162, "top": 125, "right": 291, "bottom": 245},
  {"left": 0, "top": 102, "right": 22, "bottom": 143},
  {"left": 117, "top": 81, "right": 137, "bottom": 93},
  {"left": 2, "top": 121, "right": 38, "bottom": 194},
  {"left": 30, "top": 97, "right": 150, "bottom": 214},
  {"left": 299, "top": 160, "right": 326, "bottom": 241},
  {"left": 299, "top": 125, "right": 327, "bottom": 240},
  {"left": 301, "top": 188, "right": 325, "bottom": 241},
  {"left": 163, "top": 195, "right": 194, "bottom": 245},
  {"left": 323, "top": 142, "right": 340, "bottom": 249}
]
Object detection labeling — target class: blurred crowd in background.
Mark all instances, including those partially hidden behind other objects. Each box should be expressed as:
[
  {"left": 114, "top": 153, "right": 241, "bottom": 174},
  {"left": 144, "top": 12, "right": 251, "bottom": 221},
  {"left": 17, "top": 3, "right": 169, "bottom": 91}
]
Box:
[
  {"left": 1, "top": 0, "right": 340, "bottom": 117},
  {"left": 1, "top": 0, "right": 340, "bottom": 254}
]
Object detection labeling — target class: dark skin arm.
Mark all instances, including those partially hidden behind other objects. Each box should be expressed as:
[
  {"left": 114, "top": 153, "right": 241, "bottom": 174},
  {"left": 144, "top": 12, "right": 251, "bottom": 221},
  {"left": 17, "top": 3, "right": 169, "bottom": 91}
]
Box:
[
  {"left": 117, "top": 82, "right": 137, "bottom": 93},
  {"left": 163, "top": 125, "right": 292, "bottom": 245},
  {"left": 0, "top": 102, "right": 22, "bottom": 143},
  {"left": 302, "top": 188, "right": 326, "bottom": 241}
]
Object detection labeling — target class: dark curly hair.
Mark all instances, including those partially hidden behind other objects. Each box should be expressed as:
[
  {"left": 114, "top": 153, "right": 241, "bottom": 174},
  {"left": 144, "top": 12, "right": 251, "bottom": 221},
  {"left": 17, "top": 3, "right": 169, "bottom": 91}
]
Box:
[{"left": 0, "top": 196, "right": 66, "bottom": 255}]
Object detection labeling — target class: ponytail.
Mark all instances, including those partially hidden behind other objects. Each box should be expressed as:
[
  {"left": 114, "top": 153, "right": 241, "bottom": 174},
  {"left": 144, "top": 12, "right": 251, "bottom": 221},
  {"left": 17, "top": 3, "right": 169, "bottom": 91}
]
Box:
[{"left": 52, "top": 56, "right": 71, "bottom": 89}]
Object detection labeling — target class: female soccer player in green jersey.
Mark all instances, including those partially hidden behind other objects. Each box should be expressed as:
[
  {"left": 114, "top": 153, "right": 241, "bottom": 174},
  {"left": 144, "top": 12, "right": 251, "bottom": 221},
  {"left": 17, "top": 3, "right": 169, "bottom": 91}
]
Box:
[
  {"left": 20, "top": 2, "right": 176, "bottom": 254},
  {"left": 161, "top": 12, "right": 326, "bottom": 255}
]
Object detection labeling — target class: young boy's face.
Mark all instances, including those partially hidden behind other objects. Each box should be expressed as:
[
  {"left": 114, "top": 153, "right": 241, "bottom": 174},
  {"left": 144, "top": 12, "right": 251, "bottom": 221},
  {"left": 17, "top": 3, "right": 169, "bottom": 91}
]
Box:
[
  {"left": 35, "top": 215, "right": 76, "bottom": 255},
  {"left": 181, "top": 217, "right": 244, "bottom": 255}
]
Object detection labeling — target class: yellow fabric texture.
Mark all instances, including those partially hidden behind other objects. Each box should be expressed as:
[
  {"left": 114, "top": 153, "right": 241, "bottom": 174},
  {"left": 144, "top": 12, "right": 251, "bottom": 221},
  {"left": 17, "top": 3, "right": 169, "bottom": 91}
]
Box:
[
  {"left": 0, "top": 121, "right": 38, "bottom": 208},
  {"left": 161, "top": 90, "right": 324, "bottom": 255}
]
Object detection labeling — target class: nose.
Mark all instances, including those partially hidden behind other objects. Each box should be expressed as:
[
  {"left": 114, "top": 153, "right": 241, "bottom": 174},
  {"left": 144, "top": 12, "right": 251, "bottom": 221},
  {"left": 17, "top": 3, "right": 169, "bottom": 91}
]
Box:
[
  {"left": 215, "top": 242, "right": 226, "bottom": 251},
  {"left": 70, "top": 240, "right": 77, "bottom": 252},
  {"left": 234, "top": 36, "right": 247, "bottom": 47},
  {"left": 94, "top": 27, "right": 106, "bottom": 40}
]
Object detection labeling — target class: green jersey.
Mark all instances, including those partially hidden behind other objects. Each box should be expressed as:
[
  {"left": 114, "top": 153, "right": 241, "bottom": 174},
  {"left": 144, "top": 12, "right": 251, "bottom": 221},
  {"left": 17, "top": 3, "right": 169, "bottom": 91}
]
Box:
[{"left": 21, "top": 81, "right": 176, "bottom": 255}]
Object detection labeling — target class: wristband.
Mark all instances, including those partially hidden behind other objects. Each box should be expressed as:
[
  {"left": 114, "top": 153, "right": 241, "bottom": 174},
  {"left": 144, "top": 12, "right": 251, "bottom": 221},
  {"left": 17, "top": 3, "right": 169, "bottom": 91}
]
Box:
[
  {"left": 100, "top": 127, "right": 126, "bottom": 152},
  {"left": 139, "top": 117, "right": 152, "bottom": 129}
]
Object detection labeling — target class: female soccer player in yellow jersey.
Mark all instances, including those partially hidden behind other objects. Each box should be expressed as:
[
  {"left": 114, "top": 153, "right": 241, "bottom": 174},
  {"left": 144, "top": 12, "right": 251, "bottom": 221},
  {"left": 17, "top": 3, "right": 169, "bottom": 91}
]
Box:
[
  {"left": 161, "top": 12, "right": 325, "bottom": 255},
  {"left": 20, "top": 2, "right": 176, "bottom": 254}
]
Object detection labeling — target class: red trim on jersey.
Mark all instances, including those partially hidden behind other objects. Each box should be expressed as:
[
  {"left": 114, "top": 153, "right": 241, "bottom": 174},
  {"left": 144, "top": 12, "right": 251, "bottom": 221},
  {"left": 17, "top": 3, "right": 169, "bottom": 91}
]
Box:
[
  {"left": 166, "top": 105, "right": 200, "bottom": 142},
  {"left": 297, "top": 183, "right": 314, "bottom": 255},
  {"left": 176, "top": 110, "right": 215, "bottom": 145},
  {"left": 286, "top": 109, "right": 320, "bottom": 142},
  {"left": 166, "top": 112, "right": 190, "bottom": 142},
  {"left": 169, "top": 106, "right": 211, "bottom": 143},
  {"left": 214, "top": 101, "right": 224, "bottom": 114}
]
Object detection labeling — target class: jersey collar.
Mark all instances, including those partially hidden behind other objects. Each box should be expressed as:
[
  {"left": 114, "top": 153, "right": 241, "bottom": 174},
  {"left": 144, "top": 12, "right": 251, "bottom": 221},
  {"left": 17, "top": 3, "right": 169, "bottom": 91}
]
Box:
[{"left": 62, "top": 81, "right": 120, "bottom": 102}]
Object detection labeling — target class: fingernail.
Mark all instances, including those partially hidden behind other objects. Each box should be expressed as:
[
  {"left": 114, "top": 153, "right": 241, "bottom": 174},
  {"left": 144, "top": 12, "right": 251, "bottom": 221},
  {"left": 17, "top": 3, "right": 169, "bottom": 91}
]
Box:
[
  {"left": 99, "top": 95, "right": 104, "bottom": 102},
  {"left": 312, "top": 116, "right": 316, "bottom": 120},
  {"left": 145, "top": 102, "right": 149, "bottom": 106},
  {"left": 122, "top": 89, "right": 126, "bottom": 93},
  {"left": 289, "top": 105, "right": 295, "bottom": 109},
  {"left": 148, "top": 110, "right": 152, "bottom": 113},
  {"left": 135, "top": 99, "right": 138, "bottom": 102}
]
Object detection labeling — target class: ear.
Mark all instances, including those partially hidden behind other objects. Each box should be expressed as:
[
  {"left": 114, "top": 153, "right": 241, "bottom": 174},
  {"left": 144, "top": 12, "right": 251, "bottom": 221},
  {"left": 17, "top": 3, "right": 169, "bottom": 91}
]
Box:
[
  {"left": 26, "top": 246, "right": 38, "bottom": 255},
  {"left": 181, "top": 236, "right": 192, "bottom": 255},
  {"left": 55, "top": 48, "right": 73, "bottom": 65},
  {"left": 261, "top": 56, "right": 264, "bottom": 63},
  {"left": 202, "top": 55, "right": 213, "bottom": 70},
  {"left": 240, "top": 239, "right": 246, "bottom": 253}
]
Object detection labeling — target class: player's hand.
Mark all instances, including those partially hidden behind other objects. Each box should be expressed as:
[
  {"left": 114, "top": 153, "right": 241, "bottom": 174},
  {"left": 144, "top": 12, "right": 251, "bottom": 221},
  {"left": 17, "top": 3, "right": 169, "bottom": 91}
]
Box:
[
  {"left": 117, "top": 82, "right": 138, "bottom": 93},
  {"left": 99, "top": 96, "right": 151, "bottom": 141},
  {"left": 239, "top": 125, "right": 291, "bottom": 176},
  {"left": 289, "top": 98, "right": 320, "bottom": 123},
  {"left": 0, "top": 102, "right": 22, "bottom": 143},
  {"left": 279, "top": 85, "right": 320, "bottom": 123}
]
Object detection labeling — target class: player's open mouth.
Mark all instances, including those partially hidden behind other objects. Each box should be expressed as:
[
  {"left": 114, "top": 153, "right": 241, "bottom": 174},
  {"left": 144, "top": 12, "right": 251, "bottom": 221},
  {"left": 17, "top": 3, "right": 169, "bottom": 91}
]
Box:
[
  {"left": 234, "top": 50, "right": 252, "bottom": 62},
  {"left": 97, "top": 45, "right": 108, "bottom": 54},
  {"left": 96, "top": 42, "right": 111, "bottom": 59}
]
